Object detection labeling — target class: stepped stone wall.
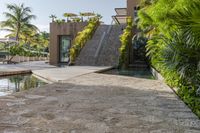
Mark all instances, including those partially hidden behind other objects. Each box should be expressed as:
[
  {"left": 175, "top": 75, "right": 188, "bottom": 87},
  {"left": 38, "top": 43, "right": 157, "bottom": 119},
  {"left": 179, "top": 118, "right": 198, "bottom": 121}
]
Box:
[{"left": 75, "top": 24, "right": 124, "bottom": 66}]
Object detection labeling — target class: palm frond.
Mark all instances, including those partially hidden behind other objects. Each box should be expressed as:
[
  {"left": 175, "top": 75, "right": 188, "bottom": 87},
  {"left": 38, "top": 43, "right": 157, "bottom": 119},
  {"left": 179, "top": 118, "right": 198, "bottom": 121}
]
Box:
[{"left": 1, "top": 3, "right": 38, "bottom": 42}]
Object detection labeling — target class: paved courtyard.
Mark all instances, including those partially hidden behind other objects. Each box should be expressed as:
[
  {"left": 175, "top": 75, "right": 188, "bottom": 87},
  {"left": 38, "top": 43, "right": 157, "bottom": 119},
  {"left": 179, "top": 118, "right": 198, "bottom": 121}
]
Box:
[
  {"left": 32, "top": 66, "right": 112, "bottom": 82},
  {"left": 0, "top": 73, "right": 199, "bottom": 133}
]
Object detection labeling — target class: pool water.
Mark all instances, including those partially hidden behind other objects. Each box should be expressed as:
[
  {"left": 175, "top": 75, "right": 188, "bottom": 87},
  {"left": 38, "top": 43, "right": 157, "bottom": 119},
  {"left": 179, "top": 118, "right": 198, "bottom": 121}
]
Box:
[
  {"left": 0, "top": 74, "right": 47, "bottom": 96},
  {"left": 102, "top": 68, "right": 155, "bottom": 79}
]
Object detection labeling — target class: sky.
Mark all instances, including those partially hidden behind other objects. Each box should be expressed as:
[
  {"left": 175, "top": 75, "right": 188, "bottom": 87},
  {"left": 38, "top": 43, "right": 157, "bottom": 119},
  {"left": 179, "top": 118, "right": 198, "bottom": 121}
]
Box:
[{"left": 0, "top": 0, "right": 126, "bottom": 38}]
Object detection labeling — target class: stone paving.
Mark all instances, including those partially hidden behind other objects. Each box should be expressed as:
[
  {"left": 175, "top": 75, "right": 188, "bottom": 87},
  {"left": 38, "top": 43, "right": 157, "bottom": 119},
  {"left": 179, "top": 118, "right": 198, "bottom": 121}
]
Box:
[
  {"left": 0, "top": 61, "right": 111, "bottom": 82},
  {"left": 0, "top": 73, "right": 199, "bottom": 133}
]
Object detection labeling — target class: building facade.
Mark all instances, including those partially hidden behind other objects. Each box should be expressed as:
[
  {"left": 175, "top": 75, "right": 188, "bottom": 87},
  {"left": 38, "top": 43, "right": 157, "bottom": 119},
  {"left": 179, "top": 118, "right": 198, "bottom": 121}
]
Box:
[
  {"left": 49, "top": 0, "right": 141, "bottom": 66},
  {"left": 127, "top": 0, "right": 140, "bottom": 18},
  {"left": 49, "top": 22, "right": 87, "bottom": 66},
  {"left": 113, "top": 0, "right": 140, "bottom": 24}
]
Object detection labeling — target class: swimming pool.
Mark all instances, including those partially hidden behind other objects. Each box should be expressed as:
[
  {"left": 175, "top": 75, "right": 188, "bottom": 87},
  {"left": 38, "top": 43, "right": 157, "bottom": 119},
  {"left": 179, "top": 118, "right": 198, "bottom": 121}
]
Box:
[{"left": 0, "top": 74, "right": 47, "bottom": 96}]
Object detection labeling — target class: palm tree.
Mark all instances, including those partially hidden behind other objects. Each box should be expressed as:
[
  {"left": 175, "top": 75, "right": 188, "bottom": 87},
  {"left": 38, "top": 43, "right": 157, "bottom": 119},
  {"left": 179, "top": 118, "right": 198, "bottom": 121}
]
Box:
[
  {"left": 170, "top": 1, "right": 200, "bottom": 47},
  {"left": 49, "top": 14, "right": 57, "bottom": 22},
  {"left": 36, "top": 31, "right": 49, "bottom": 49},
  {"left": 0, "top": 3, "right": 38, "bottom": 42}
]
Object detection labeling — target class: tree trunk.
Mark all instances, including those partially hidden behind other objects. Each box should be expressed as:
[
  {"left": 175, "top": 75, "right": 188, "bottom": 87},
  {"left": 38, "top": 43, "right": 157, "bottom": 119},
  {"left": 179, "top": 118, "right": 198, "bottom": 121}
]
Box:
[{"left": 16, "top": 23, "right": 20, "bottom": 43}]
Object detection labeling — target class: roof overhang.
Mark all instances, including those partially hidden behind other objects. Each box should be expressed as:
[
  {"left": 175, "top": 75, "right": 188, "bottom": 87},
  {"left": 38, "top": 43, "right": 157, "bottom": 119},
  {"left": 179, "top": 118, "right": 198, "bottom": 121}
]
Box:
[
  {"left": 112, "top": 15, "right": 127, "bottom": 25},
  {"left": 115, "top": 8, "right": 127, "bottom": 15},
  {"left": 112, "top": 8, "right": 128, "bottom": 25}
]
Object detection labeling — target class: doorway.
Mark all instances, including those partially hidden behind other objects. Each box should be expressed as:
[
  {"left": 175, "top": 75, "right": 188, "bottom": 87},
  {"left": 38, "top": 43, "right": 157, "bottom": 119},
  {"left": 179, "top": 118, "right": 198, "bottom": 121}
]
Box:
[{"left": 59, "top": 36, "right": 71, "bottom": 63}]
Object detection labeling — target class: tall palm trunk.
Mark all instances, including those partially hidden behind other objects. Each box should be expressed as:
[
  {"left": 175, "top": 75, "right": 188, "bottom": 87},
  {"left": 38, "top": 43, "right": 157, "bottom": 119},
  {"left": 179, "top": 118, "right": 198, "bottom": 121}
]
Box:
[
  {"left": 15, "top": 23, "right": 20, "bottom": 42},
  {"left": 16, "top": 30, "right": 19, "bottom": 42}
]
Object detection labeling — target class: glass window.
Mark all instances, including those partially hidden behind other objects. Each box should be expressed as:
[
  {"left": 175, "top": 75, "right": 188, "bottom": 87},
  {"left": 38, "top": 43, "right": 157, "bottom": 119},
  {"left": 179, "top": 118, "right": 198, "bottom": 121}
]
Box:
[{"left": 59, "top": 36, "right": 71, "bottom": 63}]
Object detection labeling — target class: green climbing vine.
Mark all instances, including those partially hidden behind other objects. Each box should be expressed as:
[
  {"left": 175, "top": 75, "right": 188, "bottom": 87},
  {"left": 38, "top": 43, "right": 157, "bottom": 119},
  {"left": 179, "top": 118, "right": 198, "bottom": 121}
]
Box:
[
  {"left": 119, "top": 17, "right": 133, "bottom": 69},
  {"left": 69, "top": 15, "right": 101, "bottom": 64}
]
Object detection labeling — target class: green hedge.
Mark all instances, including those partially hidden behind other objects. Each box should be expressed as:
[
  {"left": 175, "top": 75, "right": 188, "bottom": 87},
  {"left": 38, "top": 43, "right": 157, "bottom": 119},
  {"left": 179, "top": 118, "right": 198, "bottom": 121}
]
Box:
[
  {"left": 119, "top": 17, "right": 133, "bottom": 69},
  {"left": 138, "top": 0, "right": 200, "bottom": 118},
  {"left": 69, "top": 16, "right": 100, "bottom": 64}
]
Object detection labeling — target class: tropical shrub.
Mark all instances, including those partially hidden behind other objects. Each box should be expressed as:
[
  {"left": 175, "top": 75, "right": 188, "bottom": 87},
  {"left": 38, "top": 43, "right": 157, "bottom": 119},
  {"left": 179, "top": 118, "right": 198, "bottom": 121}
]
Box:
[
  {"left": 138, "top": 0, "right": 200, "bottom": 118},
  {"left": 132, "top": 33, "right": 148, "bottom": 61},
  {"left": 69, "top": 15, "right": 101, "bottom": 64},
  {"left": 80, "top": 12, "right": 96, "bottom": 22},
  {"left": 119, "top": 17, "right": 133, "bottom": 69},
  {"left": 9, "top": 45, "right": 48, "bottom": 57},
  {"left": 49, "top": 14, "right": 57, "bottom": 22},
  {"left": 63, "top": 13, "right": 77, "bottom": 22}
]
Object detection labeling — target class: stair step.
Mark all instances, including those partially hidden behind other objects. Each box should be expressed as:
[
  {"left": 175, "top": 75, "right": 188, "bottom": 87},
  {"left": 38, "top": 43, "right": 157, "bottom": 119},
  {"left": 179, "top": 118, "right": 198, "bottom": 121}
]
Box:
[
  {"left": 134, "top": 60, "right": 146, "bottom": 64},
  {"left": 129, "top": 64, "right": 148, "bottom": 68}
]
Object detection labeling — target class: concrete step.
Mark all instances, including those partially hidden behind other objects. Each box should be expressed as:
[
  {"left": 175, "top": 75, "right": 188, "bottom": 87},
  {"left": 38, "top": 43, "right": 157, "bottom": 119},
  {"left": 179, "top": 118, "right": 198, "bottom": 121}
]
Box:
[
  {"left": 129, "top": 63, "right": 148, "bottom": 68},
  {"left": 134, "top": 60, "right": 147, "bottom": 64}
]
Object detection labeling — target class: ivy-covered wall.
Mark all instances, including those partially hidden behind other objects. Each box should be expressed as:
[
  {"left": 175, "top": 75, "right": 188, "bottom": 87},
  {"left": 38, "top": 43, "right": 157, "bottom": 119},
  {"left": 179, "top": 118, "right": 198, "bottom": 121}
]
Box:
[
  {"left": 119, "top": 18, "right": 133, "bottom": 69},
  {"left": 69, "top": 16, "right": 101, "bottom": 64}
]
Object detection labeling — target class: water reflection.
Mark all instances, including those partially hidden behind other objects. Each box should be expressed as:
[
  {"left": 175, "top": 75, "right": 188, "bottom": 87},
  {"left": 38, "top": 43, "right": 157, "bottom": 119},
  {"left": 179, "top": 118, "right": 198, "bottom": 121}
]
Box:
[
  {"left": 103, "top": 69, "right": 155, "bottom": 79},
  {"left": 0, "top": 74, "right": 47, "bottom": 96}
]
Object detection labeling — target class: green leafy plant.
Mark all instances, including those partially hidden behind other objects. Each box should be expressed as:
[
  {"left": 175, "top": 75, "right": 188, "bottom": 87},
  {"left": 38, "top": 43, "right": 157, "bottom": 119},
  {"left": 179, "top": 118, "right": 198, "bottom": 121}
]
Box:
[
  {"left": 79, "top": 12, "right": 96, "bottom": 22},
  {"left": 138, "top": 0, "right": 200, "bottom": 118},
  {"left": 119, "top": 17, "right": 133, "bottom": 69},
  {"left": 72, "top": 17, "right": 82, "bottom": 23},
  {"left": 8, "top": 45, "right": 48, "bottom": 57},
  {"left": 63, "top": 13, "right": 77, "bottom": 22},
  {"left": 49, "top": 14, "right": 57, "bottom": 22},
  {"left": 132, "top": 33, "right": 148, "bottom": 61}
]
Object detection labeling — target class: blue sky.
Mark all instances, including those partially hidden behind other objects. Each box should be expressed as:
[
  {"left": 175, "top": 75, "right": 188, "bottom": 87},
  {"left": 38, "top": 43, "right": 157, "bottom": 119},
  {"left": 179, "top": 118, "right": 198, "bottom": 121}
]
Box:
[{"left": 0, "top": 0, "right": 126, "bottom": 37}]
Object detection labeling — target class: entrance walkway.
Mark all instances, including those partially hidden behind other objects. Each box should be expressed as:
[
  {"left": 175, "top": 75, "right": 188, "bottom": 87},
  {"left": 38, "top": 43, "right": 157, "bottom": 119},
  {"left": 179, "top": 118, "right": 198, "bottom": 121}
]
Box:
[
  {"left": 0, "top": 73, "right": 199, "bottom": 133},
  {"left": 0, "top": 61, "right": 111, "bottom": 81}
]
